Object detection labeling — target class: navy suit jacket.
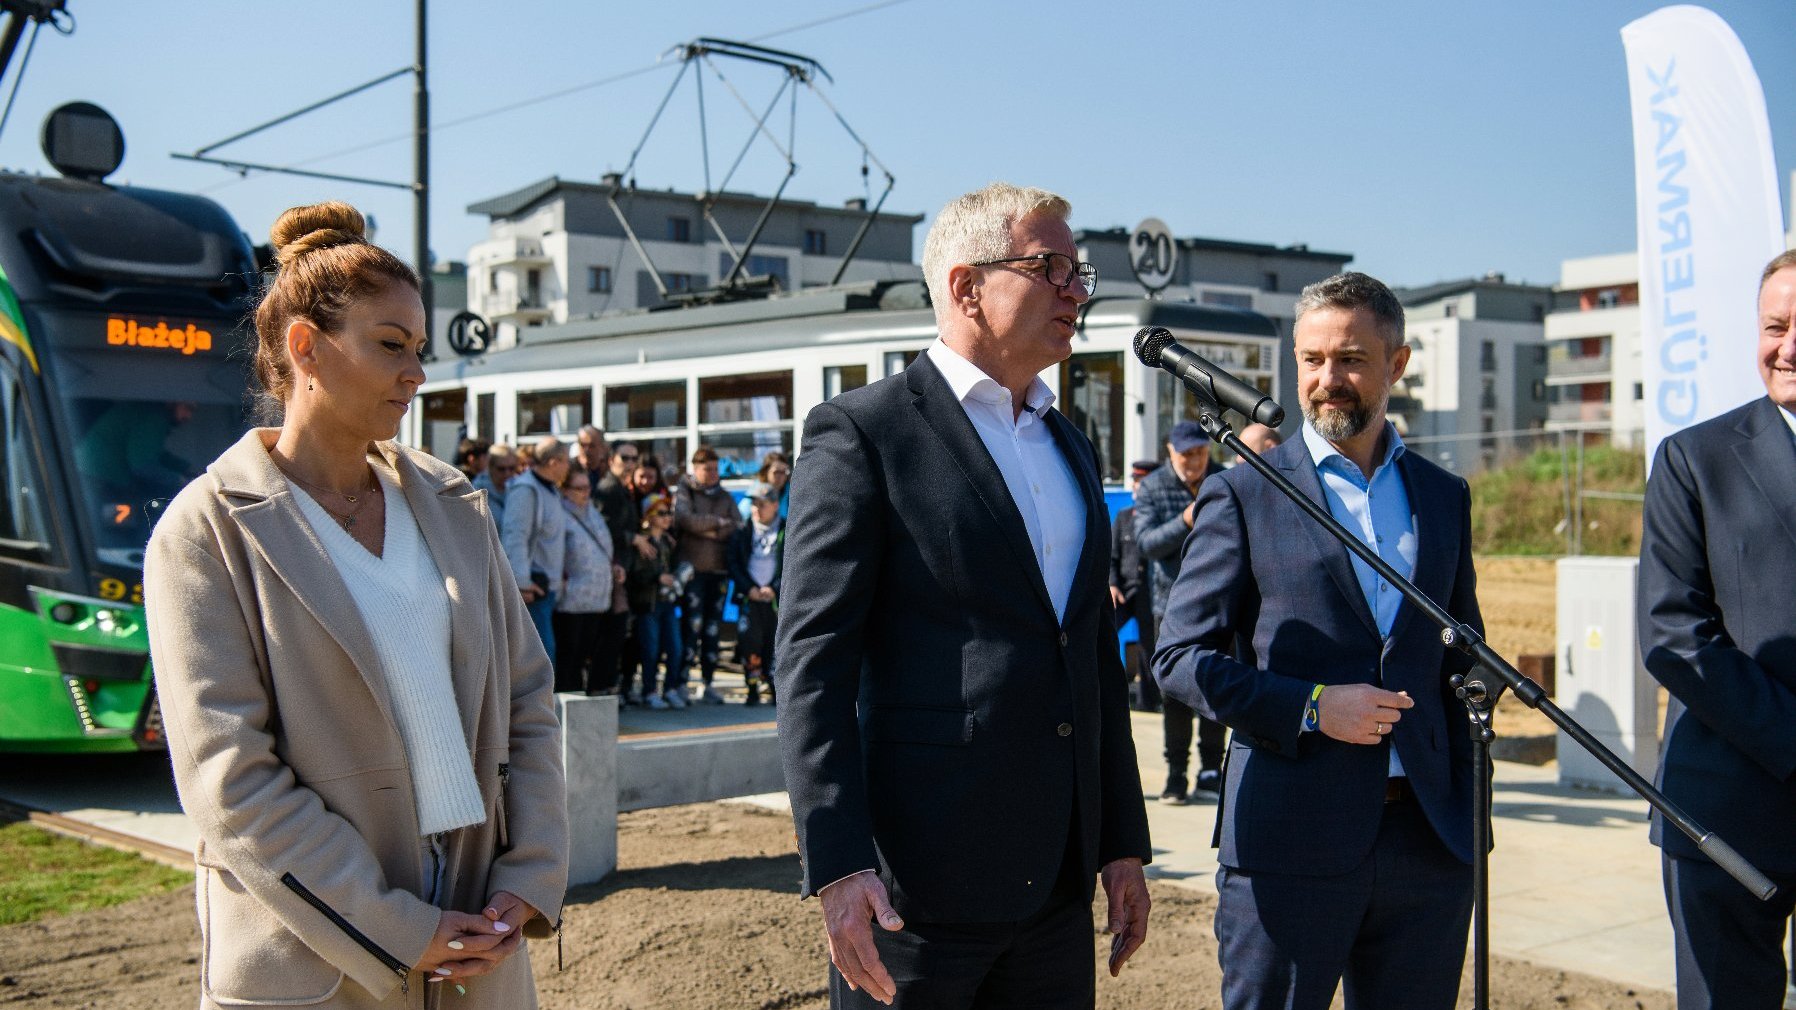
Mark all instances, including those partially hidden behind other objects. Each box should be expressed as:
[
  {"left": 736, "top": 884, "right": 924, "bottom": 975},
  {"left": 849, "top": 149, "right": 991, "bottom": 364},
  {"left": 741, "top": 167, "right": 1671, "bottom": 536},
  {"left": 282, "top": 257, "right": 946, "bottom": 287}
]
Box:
[
  {"left": 1153, "top": 436, "right": 1482, "bottom": 876},
  {"left": 774, "top": 353, "right": 1152, "bottom": 923},
  {"left": 1639, "top": 397, "right": 1796, "bottom": 873}
]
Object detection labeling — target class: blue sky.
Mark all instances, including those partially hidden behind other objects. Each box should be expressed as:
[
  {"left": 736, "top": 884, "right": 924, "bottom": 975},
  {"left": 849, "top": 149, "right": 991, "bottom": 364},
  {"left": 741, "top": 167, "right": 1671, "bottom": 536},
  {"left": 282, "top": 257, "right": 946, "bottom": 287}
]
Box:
[{"left": 5, "top": 1, "right": 1791, "bottom": 289}]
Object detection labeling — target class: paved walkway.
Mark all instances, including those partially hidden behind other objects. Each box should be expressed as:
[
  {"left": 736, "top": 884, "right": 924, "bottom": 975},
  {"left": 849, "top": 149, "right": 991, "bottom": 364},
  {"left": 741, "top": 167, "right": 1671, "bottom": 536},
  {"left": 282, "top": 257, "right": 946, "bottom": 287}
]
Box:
[{"left": 0, "top": 698, "right": 1700, "bottom": 995}]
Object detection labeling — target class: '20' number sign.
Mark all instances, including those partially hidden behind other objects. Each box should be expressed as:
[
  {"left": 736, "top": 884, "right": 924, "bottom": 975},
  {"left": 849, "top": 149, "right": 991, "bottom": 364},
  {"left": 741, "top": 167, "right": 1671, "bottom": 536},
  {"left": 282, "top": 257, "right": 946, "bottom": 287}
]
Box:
[{"left": 1129, "top": 217, "right": 1177, "bottom": 293}]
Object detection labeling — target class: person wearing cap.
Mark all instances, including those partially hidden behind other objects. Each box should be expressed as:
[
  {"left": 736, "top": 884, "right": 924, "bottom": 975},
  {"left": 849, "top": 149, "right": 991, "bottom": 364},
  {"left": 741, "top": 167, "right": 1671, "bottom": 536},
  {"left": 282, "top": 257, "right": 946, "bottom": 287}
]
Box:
[
  {"left": 1109, "top": 460, "right": 1160, "bottom": 711},
  {"left": 727, "top": 481, "right": 785, "bottom": 706},
  {"left": 1133, "top": 420, "right": 1228, "bottom": 803}
]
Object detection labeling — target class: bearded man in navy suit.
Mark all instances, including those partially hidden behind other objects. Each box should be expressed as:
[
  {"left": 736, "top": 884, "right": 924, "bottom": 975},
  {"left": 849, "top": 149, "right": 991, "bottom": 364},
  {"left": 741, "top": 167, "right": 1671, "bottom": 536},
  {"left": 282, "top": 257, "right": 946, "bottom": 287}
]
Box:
[
  {"left": 1640, "top": 249, "right": 1796, "bottom": 1010},
  {"left": 1155, "top": 271, "right": 1484, "bottom": 1010},
  {"left": 775, "top": 183, "right": 1152, "bottom": 1009}
]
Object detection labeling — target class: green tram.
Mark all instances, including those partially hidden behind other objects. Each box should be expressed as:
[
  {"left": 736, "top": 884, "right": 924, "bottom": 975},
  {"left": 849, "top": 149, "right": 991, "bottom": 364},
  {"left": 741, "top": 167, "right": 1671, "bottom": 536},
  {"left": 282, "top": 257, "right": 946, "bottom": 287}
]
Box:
[{"left": 0, "top": 156, "right": 257, "bottom": 752}]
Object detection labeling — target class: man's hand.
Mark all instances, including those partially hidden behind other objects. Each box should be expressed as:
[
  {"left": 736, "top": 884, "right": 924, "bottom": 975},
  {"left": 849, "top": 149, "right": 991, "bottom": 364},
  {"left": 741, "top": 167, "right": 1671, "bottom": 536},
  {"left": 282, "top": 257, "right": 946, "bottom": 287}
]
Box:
[
  {"left": 632, "top": 533, "right": 655, "bottom": 559},
  {"left": 1181, "top": 500, "right": 1197, "bottom": 528},
  {"left": 520, "top": 585, "right": 542, "bottom": 603},
  {"left": 1108, "top": 585, "right": 1127, "bottom": 608},
  {"left": 1318, "top": 685, "right": 1412, "bottom": 745},
  {"left": 1100, "top": 858, "right": 1150, "bottom": 977},
  {"left": 819, "top": 871, "right": 904, "bottom": 1005}
]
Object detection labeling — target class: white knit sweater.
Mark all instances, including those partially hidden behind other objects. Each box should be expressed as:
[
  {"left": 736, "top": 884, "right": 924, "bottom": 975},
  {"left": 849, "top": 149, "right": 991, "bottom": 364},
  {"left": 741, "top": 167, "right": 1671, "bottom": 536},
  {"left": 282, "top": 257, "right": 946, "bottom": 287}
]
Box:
[{"left": 290, "top": 461, "right": 486, "bottom": 836}]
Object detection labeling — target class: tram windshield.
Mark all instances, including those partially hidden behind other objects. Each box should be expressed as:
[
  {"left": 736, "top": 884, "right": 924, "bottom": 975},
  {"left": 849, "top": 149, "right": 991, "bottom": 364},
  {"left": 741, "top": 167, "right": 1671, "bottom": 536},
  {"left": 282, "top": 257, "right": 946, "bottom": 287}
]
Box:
[{"left": 42, "top": 309, "right": 251, "bottom": 569}]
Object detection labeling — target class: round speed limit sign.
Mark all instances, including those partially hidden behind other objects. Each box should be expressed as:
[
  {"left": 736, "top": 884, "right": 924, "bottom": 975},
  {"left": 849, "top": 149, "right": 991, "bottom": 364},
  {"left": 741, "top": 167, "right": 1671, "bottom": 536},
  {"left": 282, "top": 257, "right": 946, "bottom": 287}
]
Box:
[{"left": 1129, "top": 217, "right": 1178, "bottom": 293}]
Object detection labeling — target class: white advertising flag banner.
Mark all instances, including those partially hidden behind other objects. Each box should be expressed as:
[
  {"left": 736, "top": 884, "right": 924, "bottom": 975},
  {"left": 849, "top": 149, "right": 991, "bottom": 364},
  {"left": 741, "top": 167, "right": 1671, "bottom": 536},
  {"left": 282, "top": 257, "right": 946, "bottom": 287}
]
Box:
[{"left": 1622, "top": 5, "right": 1784, "bottom": 471}]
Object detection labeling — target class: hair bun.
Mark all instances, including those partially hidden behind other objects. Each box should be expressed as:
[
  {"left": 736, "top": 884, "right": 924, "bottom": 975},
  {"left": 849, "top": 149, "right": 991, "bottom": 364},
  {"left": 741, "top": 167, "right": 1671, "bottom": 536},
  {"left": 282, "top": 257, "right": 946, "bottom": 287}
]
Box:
[{"left": 270, "top": 201, "right": 367, "bottom": 266}]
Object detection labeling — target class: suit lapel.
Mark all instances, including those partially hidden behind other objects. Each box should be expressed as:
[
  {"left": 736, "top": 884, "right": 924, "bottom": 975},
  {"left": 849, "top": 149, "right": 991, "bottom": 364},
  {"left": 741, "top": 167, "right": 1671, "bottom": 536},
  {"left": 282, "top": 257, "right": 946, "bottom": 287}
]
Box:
[
  {"left": 1732, "top": 398, "right": 1796, "bottom": 549},
  {"left": 381, "top": 445, "right": 492, "bottom": 742},
  {"left": 906, "top": 356, "right": 1057, "bottom": 618},
  {"left": 1043, "top": 405, "right": 1104, "bottom": 619},
  {"left": 1277, "top": 443, "right": 1380, "bottom": 637}
]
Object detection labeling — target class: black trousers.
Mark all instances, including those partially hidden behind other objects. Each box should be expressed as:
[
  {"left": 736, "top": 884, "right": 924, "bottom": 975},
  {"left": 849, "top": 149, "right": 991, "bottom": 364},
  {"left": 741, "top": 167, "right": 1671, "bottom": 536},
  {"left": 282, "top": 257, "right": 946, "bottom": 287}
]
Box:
[
  {"left": 1664, "top": 852, "right": 1796, "bottom": 1010},
  {"left": 550, "top": 611, "right": 627, "bottom": 694},
  {"left": 1154, "top": 616, "right": 1223, "bottom": 775},
  {"left": 831, "top": 834, "right": 1094, "bottom": 1010}
]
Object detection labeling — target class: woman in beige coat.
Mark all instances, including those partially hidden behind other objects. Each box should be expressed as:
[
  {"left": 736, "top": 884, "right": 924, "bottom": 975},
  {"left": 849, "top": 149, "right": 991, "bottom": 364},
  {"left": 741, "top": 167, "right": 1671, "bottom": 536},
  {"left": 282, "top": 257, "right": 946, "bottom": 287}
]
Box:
[{"left": 145, "top": 202, "right": 568, "bottom": 1008}]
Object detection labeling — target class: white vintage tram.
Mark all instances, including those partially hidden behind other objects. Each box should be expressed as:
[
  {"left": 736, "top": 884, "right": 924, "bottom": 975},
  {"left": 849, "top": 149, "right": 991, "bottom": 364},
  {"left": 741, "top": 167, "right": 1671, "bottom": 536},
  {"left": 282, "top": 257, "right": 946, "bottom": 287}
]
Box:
[{"left": 408, "top": 280, "right": 1280, "bottom": 489}]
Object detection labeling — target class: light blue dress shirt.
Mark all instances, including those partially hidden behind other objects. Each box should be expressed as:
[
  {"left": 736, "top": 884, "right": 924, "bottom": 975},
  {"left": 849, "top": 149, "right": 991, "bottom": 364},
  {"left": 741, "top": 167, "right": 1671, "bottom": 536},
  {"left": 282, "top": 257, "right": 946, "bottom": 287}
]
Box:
[{"left": 1301, "top": 420, "right": 1417, "bottom": 776}]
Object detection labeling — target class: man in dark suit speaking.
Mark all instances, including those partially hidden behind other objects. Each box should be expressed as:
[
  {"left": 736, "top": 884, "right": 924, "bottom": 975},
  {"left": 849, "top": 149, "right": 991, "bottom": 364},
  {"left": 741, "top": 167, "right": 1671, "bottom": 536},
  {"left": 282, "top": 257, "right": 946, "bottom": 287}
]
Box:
[
  {"left": 1639, "top": 249, "right": 1796, "bottom": 1010},
  {"left": 1154, "top": 272, "right": 1483, "bottom": 1010},
  {"left": 775, "top": 182, "right": 1152, "bottom": 1008}
]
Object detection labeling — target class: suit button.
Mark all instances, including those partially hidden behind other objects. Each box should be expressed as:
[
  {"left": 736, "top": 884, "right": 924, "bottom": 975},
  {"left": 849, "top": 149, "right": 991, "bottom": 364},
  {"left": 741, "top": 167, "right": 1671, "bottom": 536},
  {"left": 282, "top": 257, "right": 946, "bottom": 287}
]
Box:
[
  {"left": 1057, "top": 722, "right": 1073, "bottom": 737},
  {"left": 1058, "top": 632, "right": 1068, "bottom": 647}
]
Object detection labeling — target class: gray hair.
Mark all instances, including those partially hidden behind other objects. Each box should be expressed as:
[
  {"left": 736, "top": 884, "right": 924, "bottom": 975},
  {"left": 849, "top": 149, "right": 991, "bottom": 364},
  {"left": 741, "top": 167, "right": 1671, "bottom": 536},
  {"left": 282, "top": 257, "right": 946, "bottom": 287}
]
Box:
[
  {"left": 1294, "top": 272, "right": 1406, "bottom": 352},
  {"left": 531, "top": 435, "right": 567, "bottom": 467},
  {"left": 921, "top": 182, "right": 1072, "bottom": 322}
]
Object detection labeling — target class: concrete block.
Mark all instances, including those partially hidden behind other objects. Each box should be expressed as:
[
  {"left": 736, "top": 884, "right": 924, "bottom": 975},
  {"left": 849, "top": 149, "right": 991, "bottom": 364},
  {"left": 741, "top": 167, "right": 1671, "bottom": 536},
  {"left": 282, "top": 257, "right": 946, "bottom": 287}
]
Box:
[
  {"left": 555, "top": 693, "right": 618, "bottom": 886},
  {"left": 617, "top": 726, "right": 783, "bottom": 812}
]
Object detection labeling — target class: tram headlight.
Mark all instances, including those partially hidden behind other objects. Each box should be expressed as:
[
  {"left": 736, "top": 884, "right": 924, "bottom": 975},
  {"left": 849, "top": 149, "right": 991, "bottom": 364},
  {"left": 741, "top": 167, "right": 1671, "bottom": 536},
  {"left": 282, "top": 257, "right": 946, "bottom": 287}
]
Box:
[{"left": 49, "top": 601, "right": 80, "bottom": 624}]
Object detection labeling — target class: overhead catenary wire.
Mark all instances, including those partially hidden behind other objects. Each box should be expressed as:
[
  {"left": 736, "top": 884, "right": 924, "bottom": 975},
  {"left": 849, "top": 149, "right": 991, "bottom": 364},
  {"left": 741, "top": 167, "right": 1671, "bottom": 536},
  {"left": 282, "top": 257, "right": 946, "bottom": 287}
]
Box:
[{"left": 192, "top": 0, "right": 916, "bottom": 195}]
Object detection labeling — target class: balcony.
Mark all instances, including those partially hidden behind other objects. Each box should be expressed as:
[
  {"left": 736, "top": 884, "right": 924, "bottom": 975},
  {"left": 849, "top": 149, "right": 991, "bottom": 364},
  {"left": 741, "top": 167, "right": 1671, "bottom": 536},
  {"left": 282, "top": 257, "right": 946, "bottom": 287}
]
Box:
[
  {"left": 1548, "top": 401, "right": 1613, "bottom": 424},
  {"left": 1547, "top": 347, "right": 1612, "bottom": 379},
  {"left": 484, "top": 237, "right": 551, "bottom": 267},
  {"left": 483, "top": 296, "right": 552, "bottom": 324}
]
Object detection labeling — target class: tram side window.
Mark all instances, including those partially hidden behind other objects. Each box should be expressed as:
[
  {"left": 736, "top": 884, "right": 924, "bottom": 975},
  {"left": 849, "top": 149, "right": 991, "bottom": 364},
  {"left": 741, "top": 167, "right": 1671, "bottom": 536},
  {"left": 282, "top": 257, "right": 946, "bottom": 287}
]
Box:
[
  {"left": 517, "top": 387, "right": 591, "bottom": 436},
  {"left": 1060, "top": 352, "right": 1125, "bottom": 484},
  {"left": 0, "top": 373, "right": 52, "bottom": 552},
  {"left": 697, "top": 371, "right": 793, "bottom": 478}
]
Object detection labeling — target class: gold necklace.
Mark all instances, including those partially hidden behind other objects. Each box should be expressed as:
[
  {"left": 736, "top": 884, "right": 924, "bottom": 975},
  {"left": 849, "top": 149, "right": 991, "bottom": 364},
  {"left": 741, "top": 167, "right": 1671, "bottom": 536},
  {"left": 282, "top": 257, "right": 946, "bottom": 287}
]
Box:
[{"left": 284, "top": 469, "right": 382, "bottom": 529}]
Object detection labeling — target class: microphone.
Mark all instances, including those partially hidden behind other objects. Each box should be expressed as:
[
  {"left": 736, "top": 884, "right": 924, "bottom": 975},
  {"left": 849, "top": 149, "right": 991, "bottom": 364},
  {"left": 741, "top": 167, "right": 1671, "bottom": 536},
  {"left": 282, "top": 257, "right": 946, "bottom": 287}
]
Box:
[{"left": 1132, "top": 326, "right": 1285, "bottom": 427}]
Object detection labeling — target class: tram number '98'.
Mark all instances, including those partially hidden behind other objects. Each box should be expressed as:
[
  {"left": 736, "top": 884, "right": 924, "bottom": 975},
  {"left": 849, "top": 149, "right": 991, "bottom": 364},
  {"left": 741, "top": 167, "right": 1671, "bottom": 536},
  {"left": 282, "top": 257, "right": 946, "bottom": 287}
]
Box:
[{"left": 98, "top": 578, "right": 144, "bottom": 604}]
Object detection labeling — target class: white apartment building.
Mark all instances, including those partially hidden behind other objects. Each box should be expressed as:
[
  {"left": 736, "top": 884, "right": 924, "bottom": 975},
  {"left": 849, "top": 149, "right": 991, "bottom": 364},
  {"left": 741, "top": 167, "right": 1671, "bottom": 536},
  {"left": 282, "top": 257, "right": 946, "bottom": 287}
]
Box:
[
  {"left": 1394, "top": 276, "right": 1551, "bottom": 473},
  {"left": 464, "top": 175, "right": 924, "bottom": 349},
  {"left": 1543, "top": 252, "right": 1645, "bottom": 447}
]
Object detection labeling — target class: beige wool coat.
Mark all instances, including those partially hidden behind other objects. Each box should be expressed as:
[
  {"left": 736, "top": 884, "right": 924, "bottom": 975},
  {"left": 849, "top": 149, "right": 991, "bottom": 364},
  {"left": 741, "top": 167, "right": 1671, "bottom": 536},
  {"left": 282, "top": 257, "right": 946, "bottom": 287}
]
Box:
[{"left": 145, "top": 429, "right": 569, "bottom": 1008}]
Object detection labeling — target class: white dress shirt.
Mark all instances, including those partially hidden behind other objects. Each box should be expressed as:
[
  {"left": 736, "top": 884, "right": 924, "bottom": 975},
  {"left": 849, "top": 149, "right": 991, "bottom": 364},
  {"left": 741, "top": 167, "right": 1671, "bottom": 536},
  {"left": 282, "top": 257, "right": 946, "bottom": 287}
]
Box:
[{"left": 925, "top": 340, "right": 1086, "bottom": 621}]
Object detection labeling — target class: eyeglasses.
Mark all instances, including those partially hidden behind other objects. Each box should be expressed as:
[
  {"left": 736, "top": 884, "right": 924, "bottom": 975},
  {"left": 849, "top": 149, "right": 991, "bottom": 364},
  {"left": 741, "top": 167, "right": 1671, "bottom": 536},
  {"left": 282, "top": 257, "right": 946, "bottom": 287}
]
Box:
[
  {"left": 969, "top": 252, "right": 1097, "bottom": 296},
  {"left": 617, "top": 453, "right": 640, "bottom": 463}
]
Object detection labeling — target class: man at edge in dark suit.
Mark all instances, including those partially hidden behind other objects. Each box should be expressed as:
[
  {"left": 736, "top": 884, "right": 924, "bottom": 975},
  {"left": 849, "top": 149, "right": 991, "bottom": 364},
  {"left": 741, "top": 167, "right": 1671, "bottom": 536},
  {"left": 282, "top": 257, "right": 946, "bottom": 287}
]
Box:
[
  {"left": 1154, "top": 271, "right": 1483, "bottom": 1010},
  {"left": 1639, "top": 248, "right": 1796, "bottom": 1010},
  {"left": 775, "top": 182, "right": 1152, "bottom": 1008}
]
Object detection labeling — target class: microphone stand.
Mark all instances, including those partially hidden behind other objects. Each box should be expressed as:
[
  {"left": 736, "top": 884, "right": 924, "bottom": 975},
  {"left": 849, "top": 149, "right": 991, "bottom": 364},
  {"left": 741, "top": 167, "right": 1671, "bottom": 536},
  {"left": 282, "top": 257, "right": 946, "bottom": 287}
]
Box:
[{"left": 1176, "top": 388, "right": 1775, "bottom": 1010}]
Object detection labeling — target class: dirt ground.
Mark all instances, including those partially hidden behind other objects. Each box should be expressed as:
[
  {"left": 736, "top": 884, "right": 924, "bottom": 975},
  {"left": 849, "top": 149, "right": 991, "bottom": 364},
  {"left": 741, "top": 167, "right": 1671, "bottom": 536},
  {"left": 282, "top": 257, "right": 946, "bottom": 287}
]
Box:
[
  {"left": 2, "top": 802, "right": 1667, "bottom": 1010},
  {"left": 0, "top": 557, "right": 1671, "bottom": 1009}
]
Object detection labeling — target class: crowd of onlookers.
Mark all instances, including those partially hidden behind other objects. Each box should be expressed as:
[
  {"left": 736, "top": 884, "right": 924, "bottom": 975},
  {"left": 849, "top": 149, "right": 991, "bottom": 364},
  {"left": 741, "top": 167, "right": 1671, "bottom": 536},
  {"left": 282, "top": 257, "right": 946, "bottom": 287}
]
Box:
[{"left": 454, "top": 426, "right": 789, "bottom": 709}]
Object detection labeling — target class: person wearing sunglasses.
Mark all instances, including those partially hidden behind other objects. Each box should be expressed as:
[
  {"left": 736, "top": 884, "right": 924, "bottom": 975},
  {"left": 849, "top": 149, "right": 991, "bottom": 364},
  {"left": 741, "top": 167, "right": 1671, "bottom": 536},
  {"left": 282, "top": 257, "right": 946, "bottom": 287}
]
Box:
[{"left": 776, "top": 182, "right": 1149, "bottom": 1009}]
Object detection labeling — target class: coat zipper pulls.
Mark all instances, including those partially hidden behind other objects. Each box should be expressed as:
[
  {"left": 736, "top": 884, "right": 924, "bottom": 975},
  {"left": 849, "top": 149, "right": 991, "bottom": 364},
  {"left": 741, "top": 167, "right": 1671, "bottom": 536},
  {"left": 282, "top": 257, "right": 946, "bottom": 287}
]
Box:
[
  {"left": 280, "top": 873, "right": 412, "bottom": 995},
  {"left": 495, "top": 762, "right": 511, "bottom": 850}
]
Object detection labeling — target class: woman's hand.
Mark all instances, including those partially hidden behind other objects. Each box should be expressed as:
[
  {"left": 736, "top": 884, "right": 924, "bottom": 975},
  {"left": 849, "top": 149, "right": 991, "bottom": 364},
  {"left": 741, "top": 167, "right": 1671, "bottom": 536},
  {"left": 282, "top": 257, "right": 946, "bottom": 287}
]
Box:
[{"left": 416, "top": 909, "right": 522, "bottom": 981}]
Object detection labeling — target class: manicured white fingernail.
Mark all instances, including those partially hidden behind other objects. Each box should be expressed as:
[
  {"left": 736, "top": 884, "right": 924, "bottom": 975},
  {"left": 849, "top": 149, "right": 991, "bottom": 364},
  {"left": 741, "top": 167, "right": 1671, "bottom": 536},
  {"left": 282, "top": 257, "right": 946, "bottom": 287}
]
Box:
[
  {"left": 491, "top": 921, "right": 510, "bottom": 932},
  {"left": 435, "top": 967, "right": 453, "bottom": 975},
  {"left": 447, "top": 940, "right": 464, "bottom": 950}
]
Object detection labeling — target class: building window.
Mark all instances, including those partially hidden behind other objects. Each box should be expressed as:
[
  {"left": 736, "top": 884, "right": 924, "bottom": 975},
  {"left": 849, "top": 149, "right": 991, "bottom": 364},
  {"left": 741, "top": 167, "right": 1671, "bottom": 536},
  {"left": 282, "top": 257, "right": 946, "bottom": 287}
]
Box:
[
  {"left": 1634, "top": 382, "right": 1645, "bottom": 401},
  {"left": 517, "top": 387, "right": 591, "bottom": 436},
  {"left": 824, "top": 364, "right": 868, "bottom": 400},
  {"left": 1261, "top": 271, "right": 1278, "bottom": 292},
  {"left": 1531, "top": 379, "right": 1547, "bottom": 401},
  {"left": 1480, "top": 376, "right": 1498, "bottom": 410},
  {"left": 1444, "top": 303, "right": 1458, "bottom": 318},
  {"left": 1480, "top": 340, "right": 1496, "bottom": 372},
  {"left": 1531, "top": 304, "right": 1545, "bottom": 322},
  {"left": 1534, "top": 345, "right": 1547, "bottom": 365},
  {"left": 488, "top": 269, "right": 498, "bottom": 294},
  {"left": 524, "top": 269, "right": 542, "bottom": 307},
  {"left": 804, "top": 229, "right": 827, "bottom": 255},
  {"left": 698, "top": 371, "right": 794, "bottom": 477},
  {"left": 1597, "top": 288, "right": 1620, "bottom": 309},
  {"left": 588, "top": 266, "right": 612, "bottom": 293},
  {"left": 1060, "top": 353, "right": 1125, "bottom": 482},
  {"left": 419, "top": 390, "right": 466, "bottom": 463},
  {"left": 667, "top": 217, "right": 691, "bottom": 243},
  {"left": 666, "top": 272, "right": 701, "bottom": 293}
]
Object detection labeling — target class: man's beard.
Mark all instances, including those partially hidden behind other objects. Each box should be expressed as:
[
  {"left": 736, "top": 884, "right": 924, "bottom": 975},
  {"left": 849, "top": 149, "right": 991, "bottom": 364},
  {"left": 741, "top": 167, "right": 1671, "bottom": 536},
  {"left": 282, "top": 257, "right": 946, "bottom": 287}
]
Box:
[{"left": 1302, "top": 385, "right": 1383, "bottom": 441}]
